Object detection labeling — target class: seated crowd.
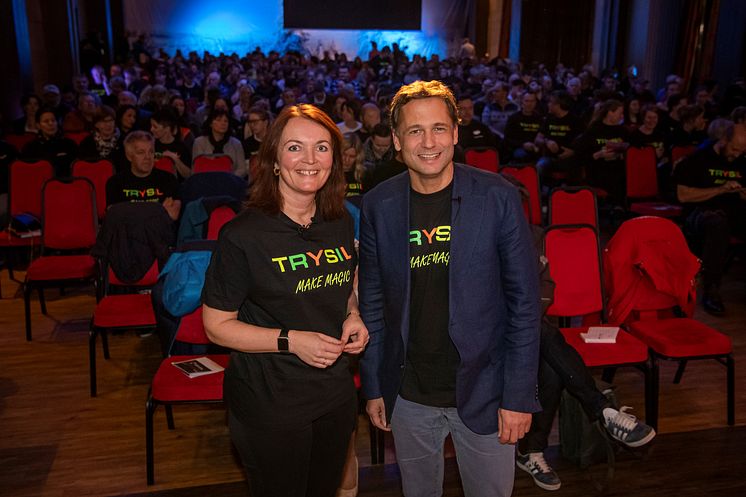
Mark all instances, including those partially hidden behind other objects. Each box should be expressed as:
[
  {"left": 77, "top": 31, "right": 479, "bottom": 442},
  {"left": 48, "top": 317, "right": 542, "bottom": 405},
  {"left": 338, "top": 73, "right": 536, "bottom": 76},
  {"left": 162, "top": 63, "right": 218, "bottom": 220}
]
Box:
[{"left": 1, "top": 40, "right": 744, "bottom": 494}]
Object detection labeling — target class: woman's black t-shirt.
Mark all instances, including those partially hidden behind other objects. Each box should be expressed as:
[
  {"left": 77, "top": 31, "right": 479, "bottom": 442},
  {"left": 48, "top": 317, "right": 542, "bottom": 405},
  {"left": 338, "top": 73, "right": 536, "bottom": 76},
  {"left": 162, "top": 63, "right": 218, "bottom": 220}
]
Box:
[{"left": 202, "top": 206, "right": 357, "bottom": 424}]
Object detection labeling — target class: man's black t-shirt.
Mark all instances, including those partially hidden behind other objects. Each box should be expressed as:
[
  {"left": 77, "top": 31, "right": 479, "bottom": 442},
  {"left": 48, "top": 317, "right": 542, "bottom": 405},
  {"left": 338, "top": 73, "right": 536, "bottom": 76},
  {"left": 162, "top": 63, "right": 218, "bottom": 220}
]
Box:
[
  {"left": 201, "top": 207, "right": 357, "bottom": 423},
  {"left": 674, "top": 145, "right": 746, "bottom": 216},
  {"left": 105, "top": 167, "right": 180, "bottom": 206},
  {"left": 504, "top": 112, "right": 543, "bottom": 152},
  {"left": 540, "top": 113, "right": 583, "bottom": 152},
  {"left": 458, "top": 120, "right": 498, "bottom": 150},
  {"left": 400, "top": 183, "right": 459, "bottom": 407}
]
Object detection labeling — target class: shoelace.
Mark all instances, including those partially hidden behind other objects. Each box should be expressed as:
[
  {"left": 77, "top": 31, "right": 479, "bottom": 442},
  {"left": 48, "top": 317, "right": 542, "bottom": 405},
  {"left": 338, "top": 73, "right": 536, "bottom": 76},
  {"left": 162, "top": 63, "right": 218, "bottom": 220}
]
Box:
[
  {"left": 608, "top": 406, "right": 638, "bottom": 439},
  {"left": 529, "top": 453, "right": 553, "bottom": 473}
]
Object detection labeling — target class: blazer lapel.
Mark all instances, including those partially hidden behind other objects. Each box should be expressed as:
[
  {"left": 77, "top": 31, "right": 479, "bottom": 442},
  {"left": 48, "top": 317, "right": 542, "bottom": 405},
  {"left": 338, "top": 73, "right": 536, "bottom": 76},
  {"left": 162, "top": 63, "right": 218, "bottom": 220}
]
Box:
[{"left": 449, "top": 165, "right": 485, "bottom": 284}]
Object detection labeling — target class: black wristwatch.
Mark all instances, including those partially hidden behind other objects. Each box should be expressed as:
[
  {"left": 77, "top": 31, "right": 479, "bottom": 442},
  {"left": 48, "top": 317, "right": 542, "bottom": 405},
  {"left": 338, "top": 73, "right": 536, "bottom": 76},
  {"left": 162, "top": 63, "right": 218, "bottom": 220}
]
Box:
[{"left": 277, "top": 328, "right": 290, "bottom": 352}]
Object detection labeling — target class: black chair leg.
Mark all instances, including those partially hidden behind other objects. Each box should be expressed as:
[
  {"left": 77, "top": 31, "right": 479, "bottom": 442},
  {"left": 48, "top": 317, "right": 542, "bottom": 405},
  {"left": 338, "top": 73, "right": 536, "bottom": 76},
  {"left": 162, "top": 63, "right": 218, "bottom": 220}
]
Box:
[
  {"left": 89, "top": 329, "right": 98, "bottom": 397},
  {"left": 146, "top": 396, "right": 156, "bottom": 485},
  {"left": 38, "top": 288, "right": 47, "bottom": 315},
  {"left": 727, "top": 355, "right": 735, "bottom": 426},
  {"left": 165, "top": 404, "right": 175, "bottom": 430},
  {"left": 673, "top": 360, "right": 687, "bottom": 384},
  {"left": 24, "top": 284, "right": 32, "bottom": 341},
  {"left": 101, "top": 330, "right": 110, "bottom": 359}
]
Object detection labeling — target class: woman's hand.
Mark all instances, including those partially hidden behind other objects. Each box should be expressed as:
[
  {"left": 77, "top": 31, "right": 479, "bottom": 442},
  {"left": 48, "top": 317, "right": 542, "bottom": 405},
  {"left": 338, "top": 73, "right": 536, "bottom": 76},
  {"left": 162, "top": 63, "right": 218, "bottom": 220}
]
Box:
[
  {"left": 288, "top": 331, "right": 344, "bottom": 368},
  {"left": 340, "top": 312, "right": 369, "bottom": 355}
]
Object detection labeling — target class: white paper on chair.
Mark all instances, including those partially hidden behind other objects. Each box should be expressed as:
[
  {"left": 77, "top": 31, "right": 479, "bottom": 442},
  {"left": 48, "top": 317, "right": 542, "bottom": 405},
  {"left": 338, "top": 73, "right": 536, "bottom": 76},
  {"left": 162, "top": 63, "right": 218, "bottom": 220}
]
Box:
[
  {"left": 580, "top": 326, "right": 619, "bottom": 344},
  {"left": 171, "top": 357, "right": 224, "bottom": 378}
]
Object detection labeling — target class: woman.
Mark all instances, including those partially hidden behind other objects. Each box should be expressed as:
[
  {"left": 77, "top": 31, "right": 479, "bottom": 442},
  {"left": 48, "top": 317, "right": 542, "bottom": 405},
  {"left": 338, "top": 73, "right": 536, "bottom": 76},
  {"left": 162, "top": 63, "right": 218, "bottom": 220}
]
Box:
[
  {"left": 116, "top": 104, "right": 138, "bottom": 137},
  {"left": 12, "top": 94, "right": 41, "bottom": 135},
  {"left": 151, "top": 108, "right": 192, "bottom": 180},
  {"left": 630, "top": 105, "right": 666, "bottom": 161},
  {"left": 169, "top": 94, "right": 197, "bottom": 147},
  {"left": 242, "top": 106, "right": 271, "bottom": 181},
  {"left": 202, "top": 104, "right": 368, "bottom": 497},
  {"left": 21, "top": 107, "right": 77, "bottom": 177},
  {"left": 192, "top": 109, "right": 246, "bottom": 177},
  {"left": 77, "top": 106, "right": 126, "bottom": 170},
  {"left": 623, "top": 97, "right": 642, "bottom": 130},
  {"left": 575, "top": 99, "right": 630, "bottom": 203},
  {"left": 341, "top": 133, "right": 365, "bottom": 200}
]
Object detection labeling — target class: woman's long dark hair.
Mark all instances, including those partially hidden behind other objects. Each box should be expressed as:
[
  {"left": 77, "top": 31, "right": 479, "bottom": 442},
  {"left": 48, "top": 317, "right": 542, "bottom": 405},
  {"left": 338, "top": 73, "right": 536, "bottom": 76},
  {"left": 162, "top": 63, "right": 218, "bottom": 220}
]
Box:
[{"left": 248, "top": 104, "right": 346, "bottom": 220}]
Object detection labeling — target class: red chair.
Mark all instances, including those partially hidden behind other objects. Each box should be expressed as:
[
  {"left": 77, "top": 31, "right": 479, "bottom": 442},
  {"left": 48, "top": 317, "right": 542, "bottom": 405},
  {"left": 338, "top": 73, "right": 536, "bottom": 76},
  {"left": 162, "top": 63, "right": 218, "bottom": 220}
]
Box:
[
  {"left": 89, "top": 260, "right": 159, "bottom": 397},
  {"left": 154, "top": 156, "right": 176, "bottom": 174},
  {"left": 206, "top": 205, "right": 237, "bottom": 240},
  {"left": 604, "top": 216, "right": 734, "bottom": 429},
  {"left": 671, "top": 145, "right": 696, "bottom": 168},
  {"left": 625, "top": 147, "right": 682, "bottom": 218},
  {"left": 545, "top": 225, "right": 653, "bottom": 423},
  {"left": 548, "top": 187, "right": 598, "bottom": 229},
  {"left": 72, "top": 159, "right": 115, "bottom": 220},
  {"left": 23, "top": 178, "right": 98, "bottom": 340},
  {"left": 464, "top": 147, "right": 499, "bottom": 174},
  {"left": 500, "top": 164, "right": 542, "bottom": 225},
  {"left": 145, "top": 306, "right": 229, "bottom": 484},
  {"left": 64, "top": 131, "right": 90, "bottom": 145},
  {"left": 193, "top": 154, "right": 233, "bottom": 173},
  {"left": 4, "top": 133, "right": 37, "bottom": 152}
]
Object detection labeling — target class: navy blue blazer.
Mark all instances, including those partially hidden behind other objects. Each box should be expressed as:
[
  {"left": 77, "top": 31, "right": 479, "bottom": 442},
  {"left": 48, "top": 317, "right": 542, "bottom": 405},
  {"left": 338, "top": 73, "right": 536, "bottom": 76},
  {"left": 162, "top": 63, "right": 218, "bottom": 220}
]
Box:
[{"left": 358, "top": 163, "right": 541, "bottom": 435}]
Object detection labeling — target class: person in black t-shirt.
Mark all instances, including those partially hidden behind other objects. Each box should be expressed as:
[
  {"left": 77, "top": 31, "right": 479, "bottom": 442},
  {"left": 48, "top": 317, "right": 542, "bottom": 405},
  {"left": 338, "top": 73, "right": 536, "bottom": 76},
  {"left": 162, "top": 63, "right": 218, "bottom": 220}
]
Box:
[
  {"left": 504, "top": 91, "right": 543, "bottom": 162},
  {"left": 105, "top": 131, "right": 181, "bottom": 220},
  {"left": 21, "top": 107, "right": 78, "bottom": 178},
  {"left": 534, "top": 91, "right": 583, "bottom": 186},
  {"left": 202, "top": 104, "right": 368, "bottom": 497},
  {"left": 150, "top": 108, "right": 192, "bottom": 180},
  {"left": 674, "top": 123, "right": 746, "bottom": 315}
]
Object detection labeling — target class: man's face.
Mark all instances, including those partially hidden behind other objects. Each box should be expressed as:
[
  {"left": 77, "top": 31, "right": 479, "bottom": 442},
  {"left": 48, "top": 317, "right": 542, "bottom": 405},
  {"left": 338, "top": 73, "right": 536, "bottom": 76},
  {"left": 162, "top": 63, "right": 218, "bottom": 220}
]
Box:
[
  {"left": 393, "top": 98, "right": 458, "bottom": 191},
  {"left": 79, "top": 95, "right": 97, "bottom": 115},
  {"left": 127, "top": 139, "right": 155, "bottom": 177},
  {"left": 362, "top": 107, "right": 381, "bottom": 130},
  {"left": 521, "top": 93, "right": 537, "bottom": 114},
  {"left": 721, "top": 130, "right": 746, "bottom": 162},
  {"left": 73, "top": 76, "right": 89, "bottom": 93},
  {"left": 371, "top": 134, "right": 392, "bottom": 159},
  {"left": 457, "top": 99, "right": 474, "bottom": 125}
]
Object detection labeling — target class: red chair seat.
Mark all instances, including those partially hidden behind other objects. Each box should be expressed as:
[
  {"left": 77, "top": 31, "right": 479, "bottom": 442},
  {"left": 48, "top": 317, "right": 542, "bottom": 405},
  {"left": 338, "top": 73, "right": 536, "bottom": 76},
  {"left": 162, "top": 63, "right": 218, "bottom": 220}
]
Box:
[
  {"left": 560, "top": 327, "right": 649, "bottom": 367},
  {"left": 93, "top": 293, "right": 155, "bottom": 328},
  {"left": 151, "top": 354, "right": 229, "bottom": 402},
  {"left": 26, "top": 255, "right": 96, "bottom": 281},
  {"left": 628, "top": 318, "right": 732, "bottom": 358},
  {"left": 630, "top": 202, "right": 683, "bottom": 218}
]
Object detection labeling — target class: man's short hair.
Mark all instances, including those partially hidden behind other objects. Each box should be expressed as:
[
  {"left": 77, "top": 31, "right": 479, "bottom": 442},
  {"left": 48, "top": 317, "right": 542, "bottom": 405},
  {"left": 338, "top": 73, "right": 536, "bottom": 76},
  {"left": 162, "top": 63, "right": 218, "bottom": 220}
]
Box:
[
  {"left": 678, "top": 104, "right": 704, "bottom": 124},
  {"left": 390, "top": 80, "right": 458, "bottom": 132},
  {"left": 667, "top": 93, "right": 686, "bottom": 110},
  {"left": 708, "top": 118, "right": 733, "bottom": 141},
  {"left": 151, "top": 108, "right": 180, "bottom": 134},
  {"left": 550, "top": 90, "right": 572, "bottom": 111},
  {"left": 371, "top": 123, "right": 391, "bottom": 139},
  {"left": 124, "top": 130, "right": 154, "bottom": 153}
]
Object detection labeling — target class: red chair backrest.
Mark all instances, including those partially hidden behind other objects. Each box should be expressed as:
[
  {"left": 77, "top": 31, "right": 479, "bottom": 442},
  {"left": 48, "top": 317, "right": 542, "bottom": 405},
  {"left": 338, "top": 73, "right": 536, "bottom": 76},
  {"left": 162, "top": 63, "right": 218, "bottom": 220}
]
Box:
[
  {"left": 174, "top": 306, "right": 211, "bottom": 345},
  {"left": 464, "top": 147, "right": 499, "bottom": 173},
  {"left": 207, "top": 205, "right": 237, "bottom": 240},
  {"left": 671, "top": 145, "right": 696, "bottom": 167},
  {"left": 72, "top": 160, "right": 115, "bottom": 220},
  {"left": 108, "top": 259, "right": 160, "bottom": 287},
  {"left": 545, "top": 225, "right": 604, "bottom": 318},
  {"left": 41, "top": 178, "right": 98, "bottom": 250},
  {"left": 154, "top": 156, "right": 176, "bottom": 174},
  {"left": 500, "top": 165, "right": 542, "bottom": 225},
  {"left": 9, "top": 160, "right": 54, "bottom": 217},
  {"left": 5, "top": 133, "right": 37, "bottom": 152},
  {"left": 549, "top": 187, "right": 598, "bottom": 228},
  {"left": 193, "top": 154, "right": 233, "bottom": 173},
  {"left": 64, "top": 131, "right": 90, "bottom": 145},
  {"left": 626, "top": 146, "right": 658, "bottom": 199}
]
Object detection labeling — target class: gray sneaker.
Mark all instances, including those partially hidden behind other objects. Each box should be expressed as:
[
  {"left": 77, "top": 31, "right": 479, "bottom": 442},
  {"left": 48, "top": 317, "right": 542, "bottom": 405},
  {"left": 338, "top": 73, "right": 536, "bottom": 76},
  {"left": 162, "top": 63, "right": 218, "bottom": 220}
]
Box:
[
  {"left": 516, "top": 451, "right": 561, "bottom": 491},
  {"left": 603, "top": 406, "right": 656, "bottom": 447}
]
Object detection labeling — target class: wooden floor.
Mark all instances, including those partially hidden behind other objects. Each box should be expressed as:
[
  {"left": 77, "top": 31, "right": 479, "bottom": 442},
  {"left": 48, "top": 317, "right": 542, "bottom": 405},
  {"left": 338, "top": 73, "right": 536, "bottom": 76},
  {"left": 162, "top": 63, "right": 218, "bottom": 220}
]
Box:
[{"left": 0, "top": 258, "right": 744, "bottom": 497}]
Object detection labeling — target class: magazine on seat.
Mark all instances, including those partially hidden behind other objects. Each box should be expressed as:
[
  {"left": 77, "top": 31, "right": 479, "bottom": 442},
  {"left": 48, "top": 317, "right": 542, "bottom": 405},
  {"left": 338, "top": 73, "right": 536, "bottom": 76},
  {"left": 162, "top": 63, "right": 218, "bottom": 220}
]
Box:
[
  {"left": 171, "top": 357, "right": 225, "bottom": 378},
  {"left": 580, "top": 326, "right": 619, "bottom": 344}
]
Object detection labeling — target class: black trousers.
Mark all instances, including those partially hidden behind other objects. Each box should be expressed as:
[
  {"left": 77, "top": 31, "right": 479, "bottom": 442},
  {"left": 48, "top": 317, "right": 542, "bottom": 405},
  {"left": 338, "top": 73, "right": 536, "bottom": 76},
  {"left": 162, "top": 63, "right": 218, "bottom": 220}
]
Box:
[
  {"left": 685, "top": 208, "right": 745, "bottom": 289},
  {"left": 519, "top": 321, "right": 610, "bottom": 454},
  {"left": 228, "top": 395, "right": 357, "bottom": 497}
]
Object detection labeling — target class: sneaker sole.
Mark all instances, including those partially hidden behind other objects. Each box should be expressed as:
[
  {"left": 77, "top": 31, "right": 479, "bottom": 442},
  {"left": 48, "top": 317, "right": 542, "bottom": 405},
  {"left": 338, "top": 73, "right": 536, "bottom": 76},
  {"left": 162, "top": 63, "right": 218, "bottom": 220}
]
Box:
[
  {"left": 624, "top": 428, "right": 657, "bottom": 448},
  {"left": 516, "top": 460, "right": 562, "bottom": 491}
]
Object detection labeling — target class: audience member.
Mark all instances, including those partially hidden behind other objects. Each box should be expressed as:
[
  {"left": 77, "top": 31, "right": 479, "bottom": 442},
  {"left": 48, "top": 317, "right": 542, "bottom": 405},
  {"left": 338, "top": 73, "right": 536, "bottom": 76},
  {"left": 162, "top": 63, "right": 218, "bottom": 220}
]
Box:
[{"left": 21, "top": 107, "right": 78, "bottom": 177}]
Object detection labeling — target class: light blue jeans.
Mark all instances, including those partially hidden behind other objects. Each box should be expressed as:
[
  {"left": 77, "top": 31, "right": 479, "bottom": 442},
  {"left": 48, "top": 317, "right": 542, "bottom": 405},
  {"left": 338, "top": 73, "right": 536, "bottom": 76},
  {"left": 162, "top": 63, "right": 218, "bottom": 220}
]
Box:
[{"left": 390, "top": 396, "right": 515, "bottom": 497}]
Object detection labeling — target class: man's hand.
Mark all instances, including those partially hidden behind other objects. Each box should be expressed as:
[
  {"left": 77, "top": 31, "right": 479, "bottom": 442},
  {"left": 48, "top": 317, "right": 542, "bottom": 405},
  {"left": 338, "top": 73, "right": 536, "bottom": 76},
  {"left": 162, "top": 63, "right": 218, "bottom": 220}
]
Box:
[
  {"left": 162, "top": 197, "right": 181, "bottom": 221},
  {"left": 366, "top": 397, "right": 391, "bottom": 431},
  {"left": 340, "top": 313, "right": 369, "bottom": 355},
  {"left": 498, "top": 408, "right": 532, "bottom": 444}
]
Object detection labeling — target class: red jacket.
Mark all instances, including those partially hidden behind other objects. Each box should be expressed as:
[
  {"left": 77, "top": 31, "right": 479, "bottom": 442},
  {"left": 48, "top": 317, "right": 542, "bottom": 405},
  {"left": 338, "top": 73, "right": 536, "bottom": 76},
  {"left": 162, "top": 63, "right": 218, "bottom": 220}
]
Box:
[{"left": 604, "top": 217, "right": 699, "bottom": 325}]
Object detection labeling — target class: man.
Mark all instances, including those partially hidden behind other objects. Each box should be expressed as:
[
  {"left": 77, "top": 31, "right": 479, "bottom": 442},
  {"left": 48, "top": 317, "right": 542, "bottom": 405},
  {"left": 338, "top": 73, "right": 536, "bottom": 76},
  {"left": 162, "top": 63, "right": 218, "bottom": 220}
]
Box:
[
  {"left": 106, "top": 131, "right": 181, "bottom": 221},
  {"left": 675, "top": 122, "right": 746, "bottom": 315},
  {"left": 481, "top": 82, "right": 518, "bottom": 138},
  {"left": 504, "top": 91, "right": 543, "bottom": 162},
  {"left": 357, "top": 102, "right": 382, "bottom": 143},
  {"left": 456, "top": 94, "right": 498, "bottom": 151},
  {"left": 359, "top": 80, "right": 541, "bottom": 497},
  {"left": 534, "top": 91, "right": 583, "bottom": 186},
  {"left": 62, "top": 92, "right": 98, "bottom": 133},
  {"left": 362, "top": 123, "right": 395, "bottom": 172}
]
